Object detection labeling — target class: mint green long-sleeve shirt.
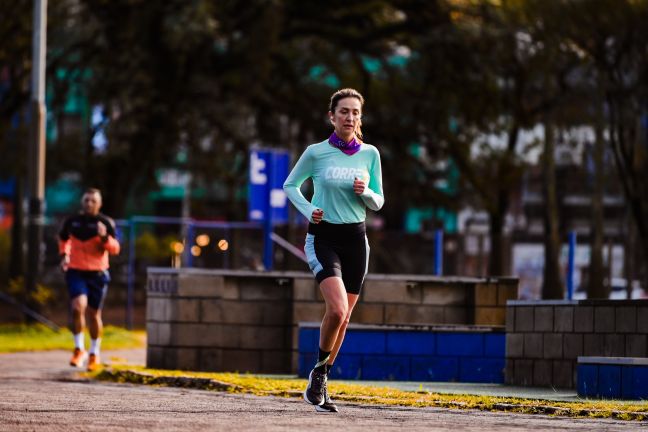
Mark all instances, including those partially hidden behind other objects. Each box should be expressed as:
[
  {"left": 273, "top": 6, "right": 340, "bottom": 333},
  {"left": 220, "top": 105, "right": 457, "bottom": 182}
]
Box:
[{"left": 283, "top": 140, "right": 384, "bottom": 224}]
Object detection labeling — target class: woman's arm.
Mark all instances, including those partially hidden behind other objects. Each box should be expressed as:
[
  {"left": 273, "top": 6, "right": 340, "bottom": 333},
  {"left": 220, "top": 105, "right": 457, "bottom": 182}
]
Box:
[
  {"left": 359, "top": 148, "right": 384, "bottom": 211},
  {"left": 283, "top": 147, "right": 319, "bottom": 221}
]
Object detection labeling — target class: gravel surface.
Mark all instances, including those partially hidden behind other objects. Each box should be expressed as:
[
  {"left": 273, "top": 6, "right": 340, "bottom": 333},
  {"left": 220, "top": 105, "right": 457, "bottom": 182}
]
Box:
[{"left": 0, "top": 350, "right": 645, "bottom": 431}]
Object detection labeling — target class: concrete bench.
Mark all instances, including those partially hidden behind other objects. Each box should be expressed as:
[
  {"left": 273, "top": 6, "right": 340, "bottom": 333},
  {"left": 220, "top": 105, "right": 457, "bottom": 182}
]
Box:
[
  {"left": 577, "top": 356, "right": 648, "bottom": 399},
  {"left": 146, "top": 268, "right": 518, "bottom": 374}
]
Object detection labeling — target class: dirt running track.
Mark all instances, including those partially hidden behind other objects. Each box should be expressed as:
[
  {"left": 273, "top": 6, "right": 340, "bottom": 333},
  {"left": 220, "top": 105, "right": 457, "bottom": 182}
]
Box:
[{"left": 0, "top": 350, "right": 645, "bottom": 431}]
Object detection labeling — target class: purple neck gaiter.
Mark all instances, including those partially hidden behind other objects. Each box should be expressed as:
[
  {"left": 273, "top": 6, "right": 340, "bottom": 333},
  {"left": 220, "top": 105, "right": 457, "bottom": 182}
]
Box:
[{"left": 328, "top": 132, "right": 361, "bottom": 156}]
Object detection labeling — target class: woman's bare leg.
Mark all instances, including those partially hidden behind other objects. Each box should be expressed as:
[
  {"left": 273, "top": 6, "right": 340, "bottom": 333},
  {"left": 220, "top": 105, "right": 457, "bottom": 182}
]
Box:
[
  {"left": 318, "top": 277, "right": 348, "bottom": 352},
  {"left": 328, "top": 293, "right": 359, "bottom": 365}
]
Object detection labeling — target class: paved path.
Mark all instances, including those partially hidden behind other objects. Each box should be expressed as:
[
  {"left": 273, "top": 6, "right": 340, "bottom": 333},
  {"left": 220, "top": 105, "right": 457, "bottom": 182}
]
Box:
[{"left": 0, "top": 350, "right": 645, "bottom": 431}]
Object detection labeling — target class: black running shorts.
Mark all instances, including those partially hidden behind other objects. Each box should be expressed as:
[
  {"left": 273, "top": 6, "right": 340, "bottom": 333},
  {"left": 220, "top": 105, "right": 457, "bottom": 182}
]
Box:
[{"left": 304, "top": 221, "right": 369, "bottom": 295}]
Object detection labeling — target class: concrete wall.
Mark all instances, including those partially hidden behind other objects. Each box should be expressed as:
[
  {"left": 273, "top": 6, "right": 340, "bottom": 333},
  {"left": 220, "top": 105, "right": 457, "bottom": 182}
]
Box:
[
  {"left": 146, "top": 270, "right": 294, "bottom": 373},
  {"left": 506, "top": 299, "right": 648, "bottom": 389},
  {"left": 146, "top": 268, "right": 518, "bottom": 373}
]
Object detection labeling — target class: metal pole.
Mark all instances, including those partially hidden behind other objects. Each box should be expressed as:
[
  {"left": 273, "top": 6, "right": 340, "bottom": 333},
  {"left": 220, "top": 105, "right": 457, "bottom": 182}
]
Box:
[
  {"left": 223, "top": 227, "right": 230, "bottom": 269},
  {"left": 263, "top": 154, "right": 274, "bottom": 270},
  {"left": 263, "top": 211, "right": 274, "bottom": 270},
  {"left": 478, "top": 234, "right": 485, "bottom": 277},
  {"left": 434, "top": 229, "right": 443, "bottom": 276},
  {"left": 180, "top": 176, "right": 191, "bottom": 266},
  {"left": 566, "top": 231, "right": 576, "bottom": 300},
  {"left": 126, "top": 219, "right": 136, "bottom": 329},
  {"left": 186, "top": 223, "right": 195, "bottom": 267},
  {"left": 25, "top": 0, "right": 48, "bottom": 314}
]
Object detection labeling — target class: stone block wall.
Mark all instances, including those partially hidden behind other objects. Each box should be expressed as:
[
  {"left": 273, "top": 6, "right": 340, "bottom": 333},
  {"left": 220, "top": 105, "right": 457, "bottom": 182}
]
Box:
[
  {"left": 506, "top": 300, "right": 648, "bottom": 389},
  {"left": 292, "top": 275, "right": 516, "bottom": 371},
  {"left": 147, "top": 268, "right": 518, "bottom": 374},
  {"left": 147, "top": 270, "right": 295, "bottom": 373},
  {"left": 293, "top": 275, "right": 517, "bottom": 327}
]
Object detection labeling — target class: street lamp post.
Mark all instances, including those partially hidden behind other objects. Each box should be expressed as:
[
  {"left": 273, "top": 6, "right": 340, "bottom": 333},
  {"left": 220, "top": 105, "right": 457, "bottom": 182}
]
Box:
[{"left": 26, "top": 0, "right": 47, "bottom": 312}]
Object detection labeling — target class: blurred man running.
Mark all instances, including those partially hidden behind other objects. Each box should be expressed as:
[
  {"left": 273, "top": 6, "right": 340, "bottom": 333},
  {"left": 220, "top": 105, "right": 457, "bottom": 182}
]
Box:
[{"left": 58, "top": 188, "right": 120, "bottom": 371}]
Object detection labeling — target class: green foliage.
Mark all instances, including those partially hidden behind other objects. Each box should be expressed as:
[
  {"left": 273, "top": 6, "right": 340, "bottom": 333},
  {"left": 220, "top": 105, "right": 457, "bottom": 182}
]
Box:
[
  {"left": 135, "top": 232, "right": 181, "bottom": 261},
  {"left": 0, "top": 324, "right": 146, "bottom": 352},
  {"left": 5, "top": 277, "right": 57, "bottom": 306},
  {"left": 29, "top": 283, "right": 57, "bottom": 306},
  {"left": 135, "top": 232, "right": 162, "bottom": 261},
  {"left": 2, "top": 0, "right": 647, "bottom": 271}
]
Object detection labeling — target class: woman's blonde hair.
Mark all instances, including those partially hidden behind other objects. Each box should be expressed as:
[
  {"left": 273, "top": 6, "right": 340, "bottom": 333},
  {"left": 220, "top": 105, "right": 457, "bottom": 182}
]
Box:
[{"left": 329, "top": 88, "right": 365, "bottom": 140}]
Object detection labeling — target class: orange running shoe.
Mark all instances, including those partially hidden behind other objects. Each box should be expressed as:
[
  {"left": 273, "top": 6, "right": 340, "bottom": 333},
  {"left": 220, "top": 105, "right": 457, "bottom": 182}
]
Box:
[
  {"left": 87, "top": 353, "right": 101, "bottom": 372},
  {"left": 69, "top": 348, "right": 87, "bottom": 368}
]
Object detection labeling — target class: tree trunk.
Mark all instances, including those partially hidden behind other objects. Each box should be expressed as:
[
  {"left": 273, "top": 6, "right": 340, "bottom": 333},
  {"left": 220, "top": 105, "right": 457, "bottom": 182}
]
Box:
[
  {"left": 624, "top": 210, "right": 635, "bottom": 299},
  {"left": 541, "top": 120, "right": 564, "bottom": 299},
  {"left": 588, "top": 114, "right": 607, "bottom": 298},
  {"left": 487, "top": 123, "right": 520, "bottom": 277},
  {"left": 9, "top": 176, "right": 24, "bottom": 281},
  {"left": 488, "top": 209, "right": 505, "bottom": 276},
  {"left": 607, "top": 96, "right": 648, "bottom": 285}
]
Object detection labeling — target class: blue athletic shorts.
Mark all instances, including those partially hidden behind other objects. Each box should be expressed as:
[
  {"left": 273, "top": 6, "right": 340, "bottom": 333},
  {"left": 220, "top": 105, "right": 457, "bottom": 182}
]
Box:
[{"left": 66, "top": 269, "right": 110, "bottom": 310}]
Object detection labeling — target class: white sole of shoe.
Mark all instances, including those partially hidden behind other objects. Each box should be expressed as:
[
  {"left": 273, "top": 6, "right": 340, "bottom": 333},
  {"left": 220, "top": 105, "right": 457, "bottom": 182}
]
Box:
[
  {"left": 303, "top": 389, "right": 325, "bottom": 406},
  {"left": 315, "top": 405, "right": 338, "bottom": 413}
]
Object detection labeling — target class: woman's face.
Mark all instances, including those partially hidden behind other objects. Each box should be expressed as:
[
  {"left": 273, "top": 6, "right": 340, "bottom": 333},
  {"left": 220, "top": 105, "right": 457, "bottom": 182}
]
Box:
[{"left": 329, "top": 97, "right": 362, "bottom": 141}]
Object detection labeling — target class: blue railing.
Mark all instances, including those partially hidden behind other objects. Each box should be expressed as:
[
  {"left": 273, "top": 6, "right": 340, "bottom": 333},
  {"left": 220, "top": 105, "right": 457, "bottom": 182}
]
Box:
[{"left": 117, "top": 216, "right": 261, "bottom": 328}]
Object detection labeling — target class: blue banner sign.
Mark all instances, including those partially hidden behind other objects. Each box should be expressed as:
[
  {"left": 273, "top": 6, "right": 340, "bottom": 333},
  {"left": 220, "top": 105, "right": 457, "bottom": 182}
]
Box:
[{"left": 248, "top": 148, "right": 289, "bottom": 224}]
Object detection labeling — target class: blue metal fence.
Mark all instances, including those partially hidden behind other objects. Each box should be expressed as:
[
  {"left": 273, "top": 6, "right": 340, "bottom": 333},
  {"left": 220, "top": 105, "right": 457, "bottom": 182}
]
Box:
[{"left": 117, "top": 216, "right": 261, "bottom": 328}]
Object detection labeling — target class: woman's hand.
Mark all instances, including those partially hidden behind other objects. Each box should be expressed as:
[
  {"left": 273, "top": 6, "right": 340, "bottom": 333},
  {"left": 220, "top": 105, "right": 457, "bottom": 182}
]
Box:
[
  {"left": 353, "top": 177, "right": 366, "bottom": 195},
  {"left": 311, "top": 209, "right": 324, "bottom": 224}
]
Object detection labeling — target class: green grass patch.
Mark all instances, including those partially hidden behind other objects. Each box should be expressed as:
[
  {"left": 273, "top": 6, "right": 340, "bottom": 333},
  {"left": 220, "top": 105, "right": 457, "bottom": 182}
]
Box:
[
  {"left": 0, "top": 324, "right": 146, "bottom": 352},
  {"left": 96, "top": 365, "right": 648, "bottom": 421}
]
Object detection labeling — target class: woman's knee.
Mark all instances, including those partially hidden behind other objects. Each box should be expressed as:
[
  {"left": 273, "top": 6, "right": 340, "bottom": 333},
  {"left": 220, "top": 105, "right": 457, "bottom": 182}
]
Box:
[
  {"left": 342, "top": 312, "right": 352, "bottom": 327},
  {"left": 327, "top": 305, "right": 348, "bottom": 325},
  {"left": 336, "top": 310, "right": 353, "bottom": 332}
]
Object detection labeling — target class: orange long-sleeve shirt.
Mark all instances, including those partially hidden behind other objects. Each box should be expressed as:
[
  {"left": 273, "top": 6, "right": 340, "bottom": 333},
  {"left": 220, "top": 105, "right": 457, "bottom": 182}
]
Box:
[{"left": 58, "top": 213, "right": 120, "bottom": 271}]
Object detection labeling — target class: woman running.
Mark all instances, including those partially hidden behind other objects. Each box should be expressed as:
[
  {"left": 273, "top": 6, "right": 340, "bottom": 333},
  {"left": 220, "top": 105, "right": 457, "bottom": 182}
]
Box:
[{"left": 283, "top": 88, "right": 384, "bottom": 412}]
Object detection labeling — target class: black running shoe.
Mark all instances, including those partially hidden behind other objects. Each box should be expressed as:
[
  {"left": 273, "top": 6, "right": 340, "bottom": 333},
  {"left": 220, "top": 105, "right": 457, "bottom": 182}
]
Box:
[
  {"left": 315, "top": 387, "right": 338, "bottom": 413},
  {"left": 304, "top": 369, "right": 326, "bottom": 406}
]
